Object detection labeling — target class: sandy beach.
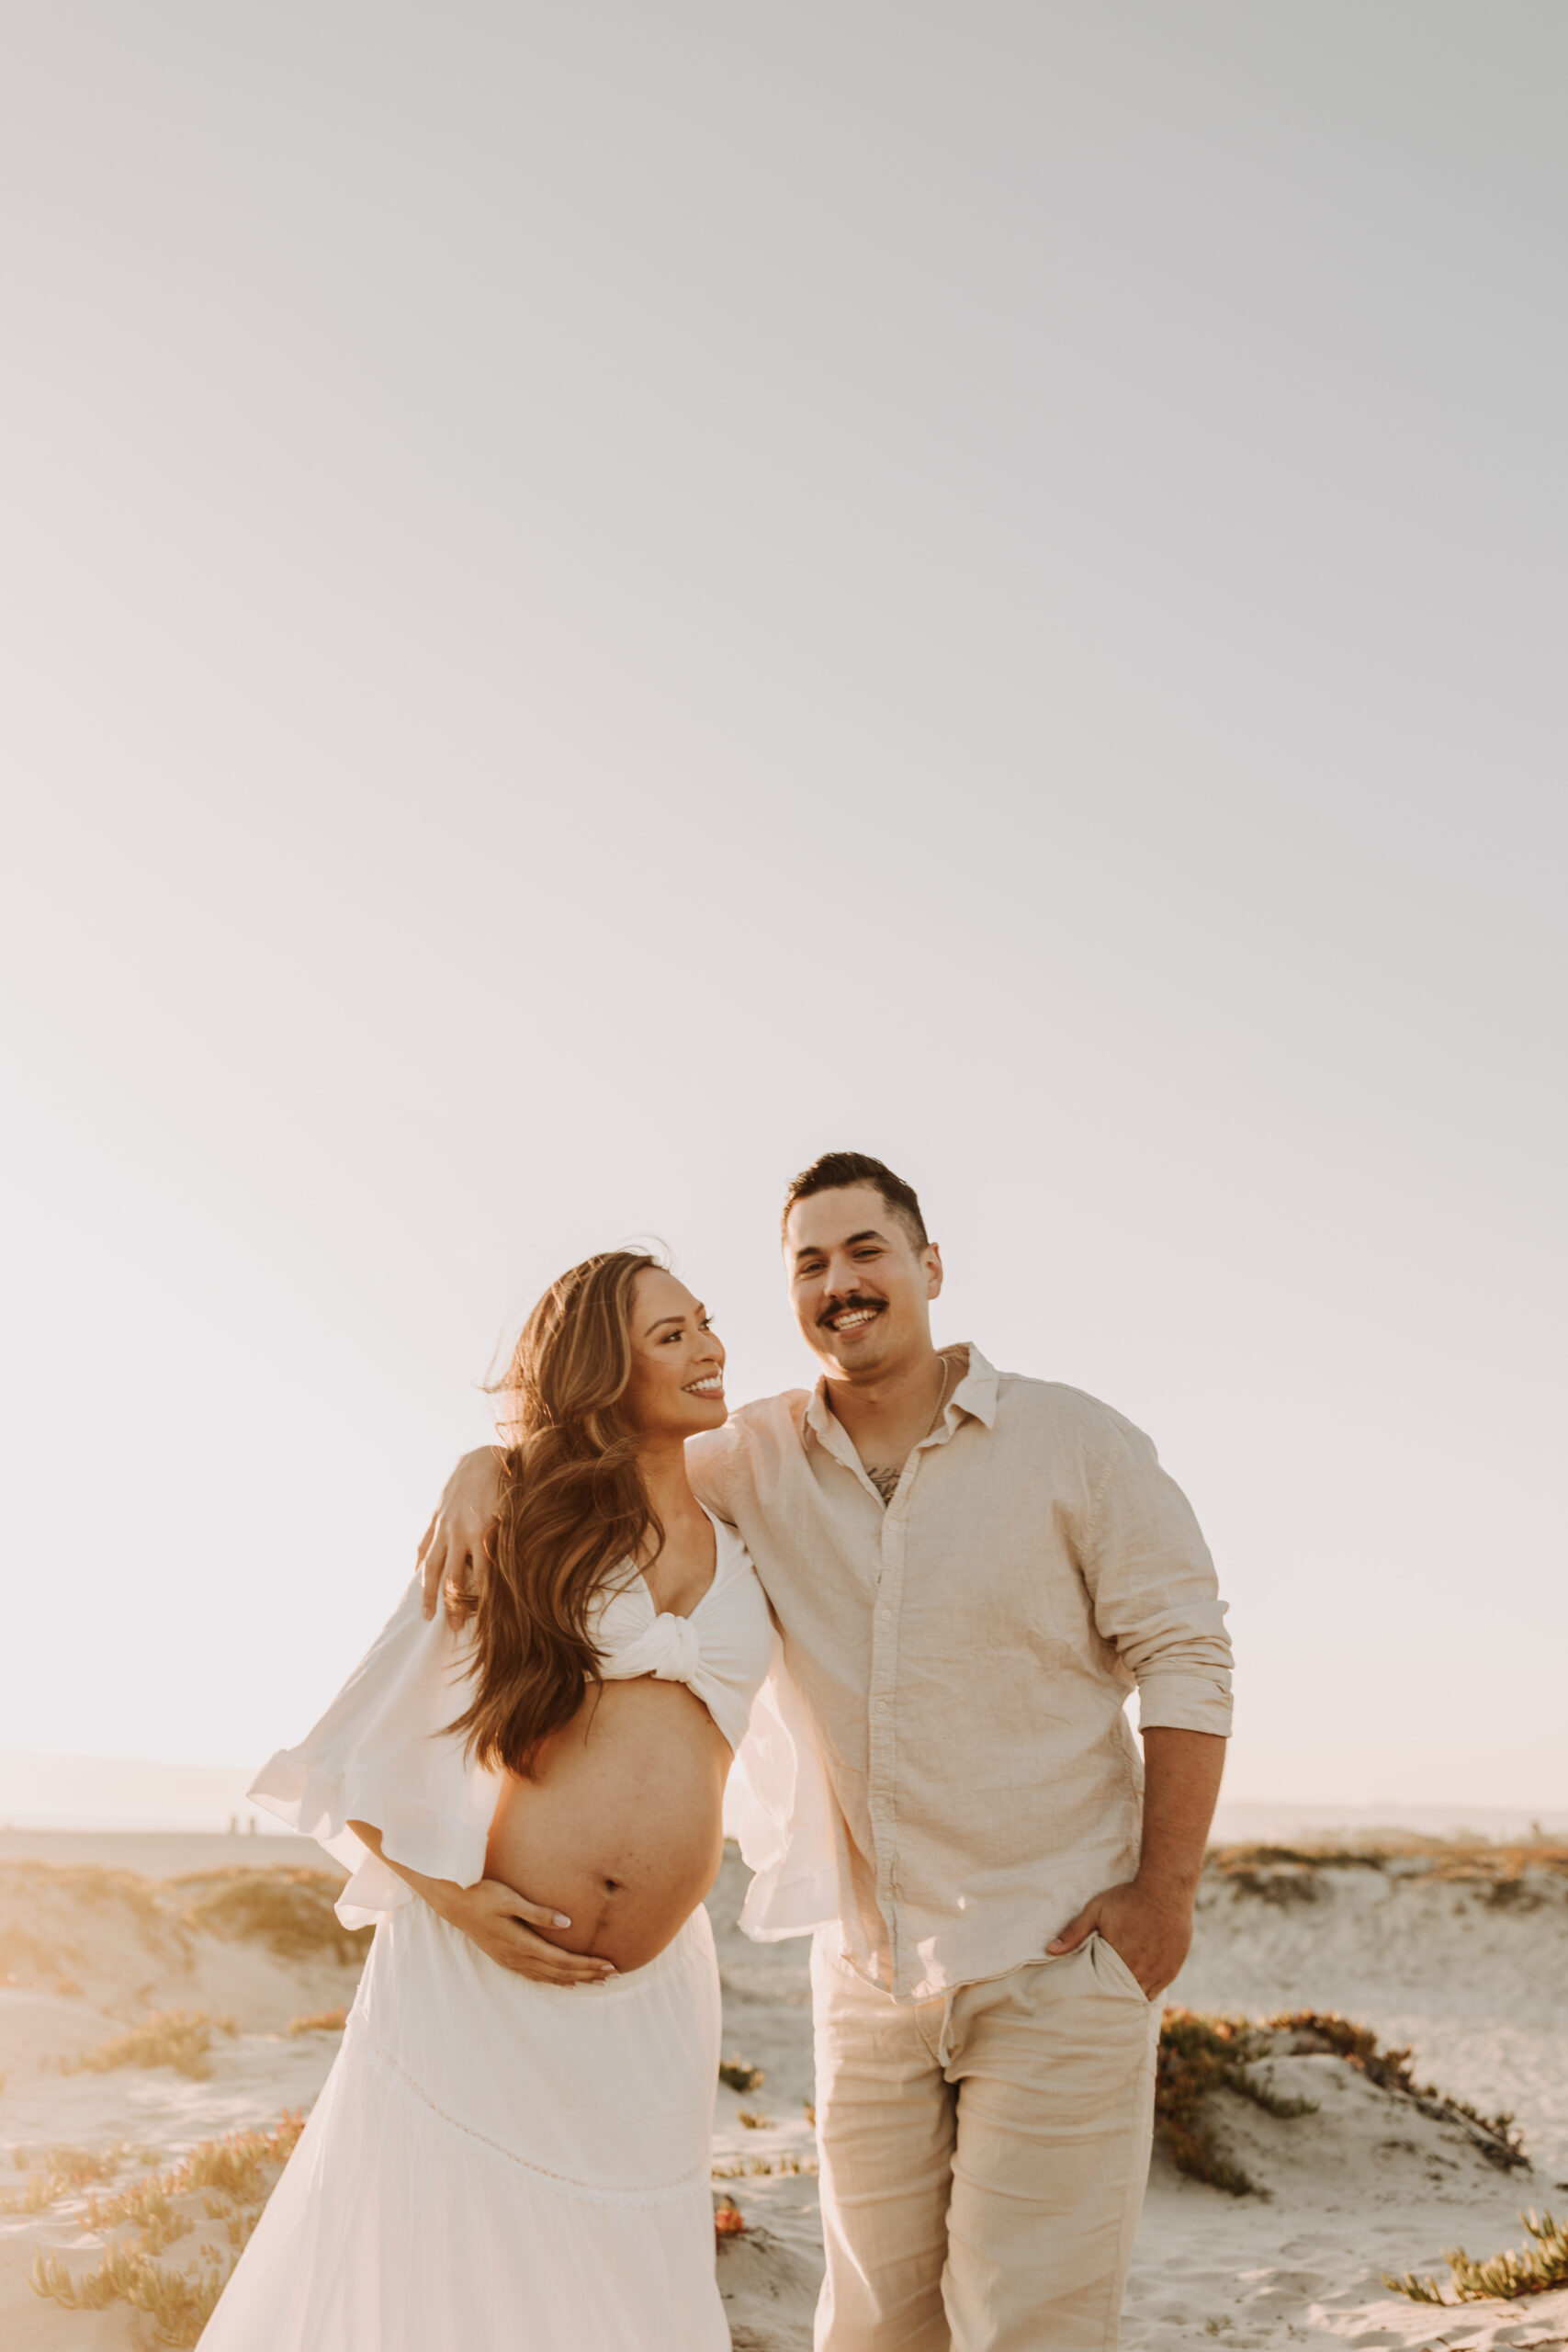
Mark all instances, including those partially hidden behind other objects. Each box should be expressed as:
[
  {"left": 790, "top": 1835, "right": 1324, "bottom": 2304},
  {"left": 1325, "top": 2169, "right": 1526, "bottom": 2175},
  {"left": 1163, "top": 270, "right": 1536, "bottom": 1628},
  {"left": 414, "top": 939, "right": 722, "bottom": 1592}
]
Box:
[{"left": 2, "top": 1832, "right": 1564, "bottom": 2350}]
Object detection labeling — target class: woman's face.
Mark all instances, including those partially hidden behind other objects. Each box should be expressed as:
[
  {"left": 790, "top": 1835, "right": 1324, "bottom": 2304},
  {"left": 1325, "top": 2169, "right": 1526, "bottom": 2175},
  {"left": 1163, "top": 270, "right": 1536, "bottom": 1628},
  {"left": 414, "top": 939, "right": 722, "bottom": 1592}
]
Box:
[{"left": 622, "top": 1268, "right": 728, "bottom": 1442}]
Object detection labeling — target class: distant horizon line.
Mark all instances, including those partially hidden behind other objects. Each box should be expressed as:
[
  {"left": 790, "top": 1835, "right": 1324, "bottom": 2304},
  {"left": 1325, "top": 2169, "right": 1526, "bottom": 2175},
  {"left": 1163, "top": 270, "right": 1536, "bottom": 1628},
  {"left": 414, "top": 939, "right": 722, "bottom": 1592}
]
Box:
[{"left": 0, "top": 1752, "right": 1562, "bottom": 1839}]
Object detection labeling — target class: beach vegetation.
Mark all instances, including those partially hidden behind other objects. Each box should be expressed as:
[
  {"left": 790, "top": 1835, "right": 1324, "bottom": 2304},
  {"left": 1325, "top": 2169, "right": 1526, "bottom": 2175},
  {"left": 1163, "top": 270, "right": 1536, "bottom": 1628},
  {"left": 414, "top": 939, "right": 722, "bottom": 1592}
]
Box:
[
  {"left": 737, "top": 2109, "right": 773, "bottom": 2130},
  {"left": 712, "top": 2153, "right": 818, "bottom": 2177},
  {"left": 0, "top": 1862, "right": 191, "bottom": 1990},
  {"left": 1385, "top": 2208, "right": 1568, "bottom": 2303},
  {"left": 29, "top": 2236, "right": 229, "bottom": 2343},
  {"left": 1216, "top": 1862, "right": 1324, "bottom": 1905},
  {"left": 1155, "top": 2010, "right": 1316, "bottom": 2195},
  {"left": 1207, "top": 1836, "right": 1568, "bottom": 1885},
  {"left": 2, "top": 1860, "right": 173, "bottom": 1934},
  {"left": 2, "top": 2142, "right": 133, "bottom": 2213},
  {"left": 58, "top": 2007, "right": 236, "bottom": 2082},
  {"left": 175, "top": 1867, "right": 371, "bottom": 1963},
  {"left": 719, "top": 2052, "right": 766, "bottom": 2091},
  {"left": 1211, "top": 1843, "right": 1386, "bottom": 1873},
  {"left": 1269, "top": 2011, "right": 1527, "bottom": 2166},
  {"left": 288, "top": 2006, "right": 349, "bottom": 2034},
  {"left": 0, "top": 1924, "right": 72, "bottom": 1979},
  {"left": 28, "top": 2113, "right": 307, "bottom": 2348},
  {"left": 714, "top": 2193, "right": 747, "bottom": 2237}
]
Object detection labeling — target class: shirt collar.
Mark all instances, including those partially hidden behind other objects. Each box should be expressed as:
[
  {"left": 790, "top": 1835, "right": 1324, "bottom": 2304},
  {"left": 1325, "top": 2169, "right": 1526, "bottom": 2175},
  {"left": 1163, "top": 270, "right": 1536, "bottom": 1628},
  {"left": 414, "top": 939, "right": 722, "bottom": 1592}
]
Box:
[
  {"left": 945, "top": 1341, "right": 998, "bottom": 1430},
  {"left": 802, "top": 1340, "right": 998, "bottom": 1451}
]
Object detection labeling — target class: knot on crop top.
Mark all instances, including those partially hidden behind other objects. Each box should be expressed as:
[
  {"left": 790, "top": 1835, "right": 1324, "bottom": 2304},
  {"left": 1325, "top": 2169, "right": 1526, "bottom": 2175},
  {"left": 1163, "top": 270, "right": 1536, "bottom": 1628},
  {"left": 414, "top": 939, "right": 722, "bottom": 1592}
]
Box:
[
  {"left": 600, "top": 1605, "right": 704, "bottom": 1688},
  {"left": 577, "top": 1509, "right": 773, "bottom": 1752}
]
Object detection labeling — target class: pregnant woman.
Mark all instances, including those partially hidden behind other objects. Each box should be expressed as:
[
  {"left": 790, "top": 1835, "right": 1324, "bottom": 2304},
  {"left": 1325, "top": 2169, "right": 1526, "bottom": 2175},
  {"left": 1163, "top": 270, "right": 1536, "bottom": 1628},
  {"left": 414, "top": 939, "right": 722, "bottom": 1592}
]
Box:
[{"left": 199, "top": 1250, "right": 774, "bottom": 2351}]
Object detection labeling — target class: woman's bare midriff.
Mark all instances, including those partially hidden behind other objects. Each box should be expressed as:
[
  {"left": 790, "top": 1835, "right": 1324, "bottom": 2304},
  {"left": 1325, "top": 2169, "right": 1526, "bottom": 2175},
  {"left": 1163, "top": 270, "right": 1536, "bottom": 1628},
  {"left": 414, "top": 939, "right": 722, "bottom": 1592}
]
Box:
[{"left": 484, "top": 1676, "right": 731, "bottom": 1973}]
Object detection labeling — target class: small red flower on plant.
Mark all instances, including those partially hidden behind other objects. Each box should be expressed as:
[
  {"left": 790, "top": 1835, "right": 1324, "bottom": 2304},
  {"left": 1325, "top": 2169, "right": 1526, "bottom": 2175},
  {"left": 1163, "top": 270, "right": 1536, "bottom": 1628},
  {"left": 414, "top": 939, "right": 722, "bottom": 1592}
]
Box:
[{"left": 714, "top": 2195, "right": 747, "bottom": 2238}]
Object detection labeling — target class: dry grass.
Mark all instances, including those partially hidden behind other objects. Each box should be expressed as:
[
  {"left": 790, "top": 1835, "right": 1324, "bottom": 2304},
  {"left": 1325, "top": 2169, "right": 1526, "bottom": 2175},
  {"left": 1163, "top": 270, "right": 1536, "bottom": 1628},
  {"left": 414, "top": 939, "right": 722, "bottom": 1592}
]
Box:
[
  {"left": 2, "top": 1861, "right": 172, "bottom": 1935},
  {"left": 30, "top": 2237, "right": 229, "bottom": 2344},
  {"left": 169, "top": 2115, "right": 307, "bottom": 2202},
  {"left": 1212, "top": 1844, "right": 1386, "bottom": 1879},
  {"left": 58, "top": 2007, "right": 236, "bottom": 2083},
  {"left": 288, "top": 2006, "right": 349, "bottom": 2035},
  {"left": 0, "top": 1863, "right": 190, "bottom": 1988},
  {"left": 28, "top": 2113, "right": 307, "bottom": 2349},
  {"left": 2, "top": 2142, "right": 134, "bottom": 2214},
  {"left": 0, "top": 1924, "right": 73, "bottom": 1979},
  {"left": 718, "top": 2052, "right": 766, "bottom": 2092},
  {"left": 737, "top": 2109, "right": 773, "bottom": 2130},
  {"left": 712, "top": 2153, "right": 818, "bottom": 2178},
  {"left": 1209, "top": 1837, "right": 1568, "bottom": 1886},
  {"left": 175, "top": 1867, "right": 372, "bottom": 1964},
  {"left": 1386, "top": 2208, "right": 1568, "bottom": 2304}
]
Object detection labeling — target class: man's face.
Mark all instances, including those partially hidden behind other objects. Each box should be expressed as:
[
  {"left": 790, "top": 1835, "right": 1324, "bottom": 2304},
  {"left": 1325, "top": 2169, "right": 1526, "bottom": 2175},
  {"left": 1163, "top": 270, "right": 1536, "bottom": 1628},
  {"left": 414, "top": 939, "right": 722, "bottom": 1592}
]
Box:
[{"left": 784, "top": 1184, "right": 943, "bottom": 1380}]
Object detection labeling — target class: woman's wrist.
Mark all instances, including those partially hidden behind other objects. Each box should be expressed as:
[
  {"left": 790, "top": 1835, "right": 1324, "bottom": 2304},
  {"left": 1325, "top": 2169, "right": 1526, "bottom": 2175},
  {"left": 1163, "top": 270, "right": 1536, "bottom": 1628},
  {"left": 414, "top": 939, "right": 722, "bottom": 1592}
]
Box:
[
  {"left": 348, "top": 1820, "right": 464, "bottom": 1924},
  {"left": 423, "top": 1875, "right": 468, "bottom": 1927},
  {"left": 396, "top": 1860, "right": 465, "bottom": 1924}
]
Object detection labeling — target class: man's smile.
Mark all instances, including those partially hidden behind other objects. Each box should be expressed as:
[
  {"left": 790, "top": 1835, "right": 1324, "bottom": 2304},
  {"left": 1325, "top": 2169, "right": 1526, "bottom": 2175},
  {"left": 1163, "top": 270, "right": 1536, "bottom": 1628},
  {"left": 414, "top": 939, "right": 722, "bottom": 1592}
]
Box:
[{"left": 819, "top": 1298, "right": 886, "bottom": 1334}]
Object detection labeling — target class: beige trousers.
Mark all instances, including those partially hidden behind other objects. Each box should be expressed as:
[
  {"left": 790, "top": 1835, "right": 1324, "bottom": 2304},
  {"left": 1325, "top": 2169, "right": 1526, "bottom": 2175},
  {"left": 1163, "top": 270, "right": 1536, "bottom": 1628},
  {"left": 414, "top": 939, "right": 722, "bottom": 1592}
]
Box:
[{"left": 810, "top": 1928, "right": 1159, "bottom": 2352}]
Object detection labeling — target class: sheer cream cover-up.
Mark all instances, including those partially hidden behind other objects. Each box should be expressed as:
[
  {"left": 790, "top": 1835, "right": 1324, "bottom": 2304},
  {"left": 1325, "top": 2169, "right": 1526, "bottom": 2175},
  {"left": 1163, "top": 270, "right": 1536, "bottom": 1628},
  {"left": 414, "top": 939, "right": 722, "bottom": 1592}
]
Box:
[{"left": 199, "top": 1510, "right": 832, "bottom": 2352}]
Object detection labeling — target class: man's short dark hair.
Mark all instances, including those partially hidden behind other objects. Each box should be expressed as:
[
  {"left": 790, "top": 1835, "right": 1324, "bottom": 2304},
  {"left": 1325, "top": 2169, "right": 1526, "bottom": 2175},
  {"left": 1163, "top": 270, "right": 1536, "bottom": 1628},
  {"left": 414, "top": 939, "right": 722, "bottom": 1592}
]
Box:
[{"left": 781, "top": 1152, "right": 929, "bottom": 1252}]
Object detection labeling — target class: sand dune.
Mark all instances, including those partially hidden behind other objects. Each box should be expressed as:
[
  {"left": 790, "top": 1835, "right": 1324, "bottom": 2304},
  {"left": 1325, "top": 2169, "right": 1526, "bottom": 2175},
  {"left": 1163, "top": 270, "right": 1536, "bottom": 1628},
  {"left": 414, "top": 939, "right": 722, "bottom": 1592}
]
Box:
[{"left": 2, "top": 1839, "right": 1564, "bottom": 2349}]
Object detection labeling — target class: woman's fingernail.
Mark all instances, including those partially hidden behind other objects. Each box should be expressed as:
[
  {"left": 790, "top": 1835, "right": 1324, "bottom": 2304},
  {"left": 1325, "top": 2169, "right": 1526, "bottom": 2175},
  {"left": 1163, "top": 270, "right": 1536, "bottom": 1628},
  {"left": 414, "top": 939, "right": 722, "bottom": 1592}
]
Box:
[{"left": 553, "top": 1913, "right": 571, "bottom": 1927}]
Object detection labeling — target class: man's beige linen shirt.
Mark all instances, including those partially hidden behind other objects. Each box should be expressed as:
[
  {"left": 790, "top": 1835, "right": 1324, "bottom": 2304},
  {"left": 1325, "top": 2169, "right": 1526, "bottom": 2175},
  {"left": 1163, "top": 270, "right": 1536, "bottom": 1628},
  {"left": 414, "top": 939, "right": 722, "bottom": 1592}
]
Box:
[{"left": 690, "top": 1345, "right": 1234, "bottom": 2001}]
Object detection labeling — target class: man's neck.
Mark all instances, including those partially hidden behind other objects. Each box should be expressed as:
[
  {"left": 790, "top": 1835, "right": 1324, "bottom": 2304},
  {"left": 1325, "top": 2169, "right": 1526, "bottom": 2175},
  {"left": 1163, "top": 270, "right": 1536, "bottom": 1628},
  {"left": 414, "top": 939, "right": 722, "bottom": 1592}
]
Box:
[{"left": 823, "top": 1341, "right": 946, "bottom": 1454}]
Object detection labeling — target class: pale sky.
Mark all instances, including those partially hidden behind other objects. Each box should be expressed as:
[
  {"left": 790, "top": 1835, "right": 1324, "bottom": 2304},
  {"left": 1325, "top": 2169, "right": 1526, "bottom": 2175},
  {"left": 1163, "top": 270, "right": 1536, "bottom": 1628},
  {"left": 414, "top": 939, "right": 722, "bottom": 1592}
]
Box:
[{"left": 3, "top": 6, "right": 1563, "bottom": 1811}]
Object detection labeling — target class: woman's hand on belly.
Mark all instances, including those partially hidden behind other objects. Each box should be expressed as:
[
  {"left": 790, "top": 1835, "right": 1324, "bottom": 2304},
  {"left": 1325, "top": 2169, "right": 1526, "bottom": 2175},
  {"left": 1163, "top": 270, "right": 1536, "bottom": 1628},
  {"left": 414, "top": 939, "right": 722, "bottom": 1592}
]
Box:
[
  {"left": 436, "top": 1876, "right": 621, "bottom": 1984},
  {"left": 346, "top": 1819, "right": 615, "bottom": 1985}
]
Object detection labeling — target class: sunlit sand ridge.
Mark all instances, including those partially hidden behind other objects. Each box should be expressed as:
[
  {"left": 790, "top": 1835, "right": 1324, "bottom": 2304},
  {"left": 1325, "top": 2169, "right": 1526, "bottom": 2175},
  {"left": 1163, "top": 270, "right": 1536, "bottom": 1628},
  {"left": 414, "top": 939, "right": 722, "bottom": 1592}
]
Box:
[{"left": 2, "top": 1838, "right": 1565, "bottom": 2349}]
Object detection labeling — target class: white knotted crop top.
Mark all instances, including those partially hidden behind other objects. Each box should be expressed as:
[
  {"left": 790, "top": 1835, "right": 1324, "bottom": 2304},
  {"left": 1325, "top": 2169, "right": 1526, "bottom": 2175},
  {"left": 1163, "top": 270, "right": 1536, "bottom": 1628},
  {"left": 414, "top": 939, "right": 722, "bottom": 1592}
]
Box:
[{"left": 250, "top": 1507, "right": 794, "bottom": 1929}]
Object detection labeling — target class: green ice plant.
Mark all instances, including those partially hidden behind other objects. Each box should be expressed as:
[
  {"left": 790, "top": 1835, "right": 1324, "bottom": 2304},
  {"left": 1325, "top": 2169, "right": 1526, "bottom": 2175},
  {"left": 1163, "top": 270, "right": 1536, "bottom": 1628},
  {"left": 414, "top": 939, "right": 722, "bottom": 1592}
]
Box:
[{"left": 1385, "top": 2209, "right": 1568, "bottom": 2304}]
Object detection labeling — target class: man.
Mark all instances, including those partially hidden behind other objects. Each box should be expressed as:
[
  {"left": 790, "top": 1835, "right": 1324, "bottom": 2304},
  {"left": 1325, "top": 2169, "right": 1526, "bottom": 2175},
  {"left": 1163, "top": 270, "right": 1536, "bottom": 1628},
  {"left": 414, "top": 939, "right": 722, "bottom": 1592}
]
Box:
[{"left": 421, "top": 1151, "right": 1233, "bottom": 2350}]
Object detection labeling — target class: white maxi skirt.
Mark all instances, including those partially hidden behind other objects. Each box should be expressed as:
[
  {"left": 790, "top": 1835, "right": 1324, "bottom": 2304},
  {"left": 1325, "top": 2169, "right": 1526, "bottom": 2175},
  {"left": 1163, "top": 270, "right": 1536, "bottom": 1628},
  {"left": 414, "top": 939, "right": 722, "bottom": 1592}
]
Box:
[{"left": 199, "top": 1898, "right": 728, "bottom": 2350}]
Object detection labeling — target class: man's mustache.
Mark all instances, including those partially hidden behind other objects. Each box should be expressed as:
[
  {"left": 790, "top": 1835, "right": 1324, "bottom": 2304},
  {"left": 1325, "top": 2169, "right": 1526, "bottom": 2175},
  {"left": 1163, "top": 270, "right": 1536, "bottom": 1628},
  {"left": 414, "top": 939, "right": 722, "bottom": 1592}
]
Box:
[{"left": 817, "top": 1295, "right": 887, "bottom": 1330}]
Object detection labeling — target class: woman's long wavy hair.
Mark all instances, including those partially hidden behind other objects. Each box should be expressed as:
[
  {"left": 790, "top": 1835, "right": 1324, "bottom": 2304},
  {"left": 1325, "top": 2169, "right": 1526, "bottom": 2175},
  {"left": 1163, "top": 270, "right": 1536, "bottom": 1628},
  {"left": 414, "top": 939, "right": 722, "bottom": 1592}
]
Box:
[{"left": 449, "top": 1250, "right": 662, "bottom": 1777}]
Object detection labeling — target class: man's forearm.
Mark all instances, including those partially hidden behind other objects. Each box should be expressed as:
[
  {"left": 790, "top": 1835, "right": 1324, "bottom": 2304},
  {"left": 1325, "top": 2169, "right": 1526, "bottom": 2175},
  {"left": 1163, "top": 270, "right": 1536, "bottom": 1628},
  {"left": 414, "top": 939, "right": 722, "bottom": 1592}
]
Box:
[
  {"left": 1045, "top": 1726, "right": 1225, "bottom": 1989},
  {"left": 1134, "top": 1727, "right": 1226, "bottom": 1899},
  {"left": 419, "top": 1447, "right": 506, "bottom": 1623}
]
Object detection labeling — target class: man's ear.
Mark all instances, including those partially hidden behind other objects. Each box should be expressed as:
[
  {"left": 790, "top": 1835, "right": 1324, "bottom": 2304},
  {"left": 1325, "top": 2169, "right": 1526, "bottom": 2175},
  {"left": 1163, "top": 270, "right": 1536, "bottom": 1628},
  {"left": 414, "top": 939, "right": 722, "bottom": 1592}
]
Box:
[{"left": 923, "top": 1243, "right": 944, "bottom": 1299}]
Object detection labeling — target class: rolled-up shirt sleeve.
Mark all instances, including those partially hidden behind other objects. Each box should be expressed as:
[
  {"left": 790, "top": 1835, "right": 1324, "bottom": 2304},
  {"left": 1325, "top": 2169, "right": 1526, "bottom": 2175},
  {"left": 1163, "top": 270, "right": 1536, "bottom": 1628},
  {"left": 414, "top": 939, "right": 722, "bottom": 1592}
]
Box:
[{"left": 1081, "top": 1409, "right": 1235, "bottom": 1736}]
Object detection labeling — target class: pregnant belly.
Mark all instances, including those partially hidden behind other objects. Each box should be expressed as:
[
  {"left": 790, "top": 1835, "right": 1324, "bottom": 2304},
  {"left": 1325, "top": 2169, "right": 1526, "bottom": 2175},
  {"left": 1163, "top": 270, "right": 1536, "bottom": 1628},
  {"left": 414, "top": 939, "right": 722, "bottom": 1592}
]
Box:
[{"left": 484, "top": 1676, "right": 730, "bottom": 1972}]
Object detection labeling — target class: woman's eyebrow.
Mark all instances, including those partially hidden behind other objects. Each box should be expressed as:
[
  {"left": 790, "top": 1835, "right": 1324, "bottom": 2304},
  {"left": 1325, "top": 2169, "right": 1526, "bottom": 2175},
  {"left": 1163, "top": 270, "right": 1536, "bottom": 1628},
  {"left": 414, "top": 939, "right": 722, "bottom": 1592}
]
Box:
[{"left": 644, "top": 1305, "right": 705, "bottom": 1335}]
